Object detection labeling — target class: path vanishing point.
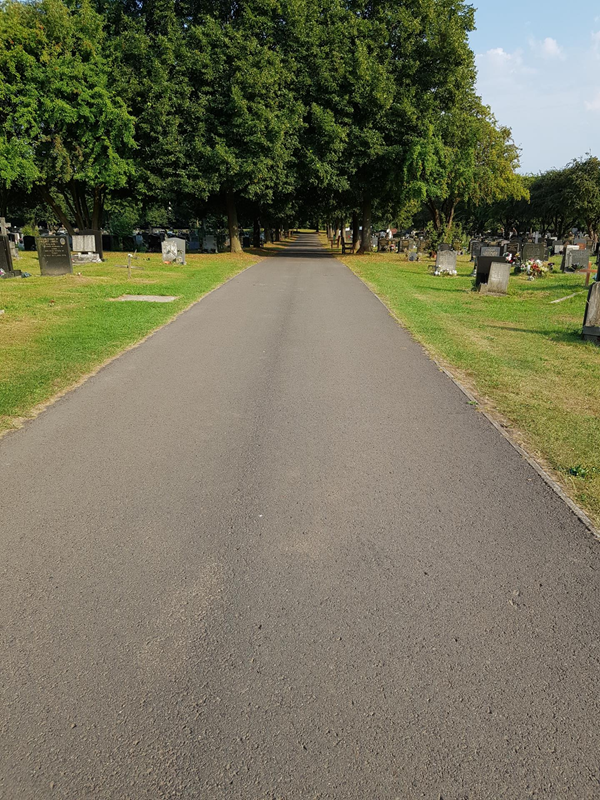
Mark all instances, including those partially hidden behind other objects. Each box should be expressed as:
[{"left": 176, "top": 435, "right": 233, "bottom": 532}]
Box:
[{"left": 1, "top": 234, "right": 600, "bottom": 799}]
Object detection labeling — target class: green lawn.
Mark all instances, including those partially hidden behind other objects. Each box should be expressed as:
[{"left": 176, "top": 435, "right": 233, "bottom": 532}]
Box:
[
  {"left": 340, "top": 248, "right": 600, "bottom": 526},
  {"left": 0, "top": 247, "right": 263, "bottom": 435}
]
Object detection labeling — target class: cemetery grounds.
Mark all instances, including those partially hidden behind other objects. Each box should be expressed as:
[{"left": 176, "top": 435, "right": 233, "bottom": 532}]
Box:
[
  {"left": 336, "top": 243, "right": 600, "bottom": 527},
  {"left": 0, "top": 246, "right": 277, "bottom": 438}
]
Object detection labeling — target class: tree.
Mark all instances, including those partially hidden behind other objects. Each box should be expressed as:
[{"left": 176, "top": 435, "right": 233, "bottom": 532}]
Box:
[{"left": 0, "top": 0, "right": 136, "bottom": 233}]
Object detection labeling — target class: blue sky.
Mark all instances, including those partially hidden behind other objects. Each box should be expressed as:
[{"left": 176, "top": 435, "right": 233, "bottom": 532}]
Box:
[{"left": 469, "top": 0, "right": 600, "bottom": 174}]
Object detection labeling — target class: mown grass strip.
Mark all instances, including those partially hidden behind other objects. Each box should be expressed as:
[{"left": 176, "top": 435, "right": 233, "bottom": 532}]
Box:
[
  {"left": 0, "top": 247, "right": 266, "bottom": 435},
  {"left": 339, "top": 247, "right": 600, "bottom": 526}
]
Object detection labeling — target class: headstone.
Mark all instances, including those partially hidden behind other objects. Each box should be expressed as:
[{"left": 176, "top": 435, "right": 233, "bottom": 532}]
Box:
[
  {"left": 24, "top": 235, "right": 36, "bottom": 251},
  {"left": 72, "top": 234, "right": 97, "bottom": 253},
  {"left": 562, "top": 248, "right": 590, "bottom": 271},
  {"left": 438, "top": 242, "right": 451, "bottom": 252},
  {"left": 480, "top": 245, "right": 502, "bottom": 257},
  {"left": 522, "top": 243, "right": 547, "bottom": 262},
  {"left": 147, "top": 233, "right": 162, "bottom": 252},
  {"left": 554, "top": 244, "right": 564, "bottom": 255},
  {"left": 476, "top": 258, "right": 510, "bottom": 295},
  {"left": 79, "top": 229, "right": 103, "bottom": 259},
  {"left": 37, "top": 235, "right": 72, "bottom": 276},
  {"left": 202, "top": 235, "right": 217, "bottom": 253},
  {"left": 408, "top": 252, "right": 419, "bottom": 262},
  {"left": 0, "top": 234, "right": 17, "bottom": 277},
  {"left": 471, "top": 241, "right": 483, "bottom": 261},
  {"left": 102, "top": 234, "right": 115, "bottom": 252},
  {"left": 161, "top": 237, "right": 186, "bottom": 264},
  {"left": 9, "top": 241, "right": 19, "bottom": 261},
  {"left": 435, "top": 250, "right": 457, "bottom": 275},
  {"left": 582, "top": 282, "right": 600, "bottom": 344},
  {"left": 0, "top": 217, "right": 10, "bottom": 237}
]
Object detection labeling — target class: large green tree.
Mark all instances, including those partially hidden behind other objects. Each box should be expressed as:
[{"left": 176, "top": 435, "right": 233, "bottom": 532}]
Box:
[{"left": 0, "top": 0, "right": 135, "bottom": 232}]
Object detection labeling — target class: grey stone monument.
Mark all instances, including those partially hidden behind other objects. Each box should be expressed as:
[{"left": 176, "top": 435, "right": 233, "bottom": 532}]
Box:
[
  {"left": 522, "top": 243, "right": 547, "bottom": 262},
  {"left": 38, "top": 235, "right": 72, "bottom": 276},
  {"left": 161, "top": 237, "right": 186, "bottom": 264},
  {"left": 475, "top": 258, "right": 510, "bottom": 295},
  {"left": 480, "top": 245, "right": 502, "bottom": 257},
  {"left": 562, "top": 248, "right": 590, "bottom": 271},
  {"left": 202, "top": 235, "right": 217, "bottom": 253},
  {"left": 435, "top": 250, "right": 457, "bottom": 275},
  {"left": 582, "top": 282, "right": 600, "bottom": 344},
  {"left": 79, "top": 229, "right": 103, "bottom": 259},
  {"left": 0, "top": 234, "right": 20, "bottom": 278}
]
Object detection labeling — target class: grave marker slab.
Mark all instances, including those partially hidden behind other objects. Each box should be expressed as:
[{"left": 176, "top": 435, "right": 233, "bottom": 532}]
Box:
[
  {"left": 582, "top": 282, "right": 600, "bottom": 344},
  {"left": 563, "top": 248, "right": 590, "bottom": 271},
  {"left": 78, "top": 229, "right": 103, "bottom": 259},
  {"left": 476, "top": 257, "right": 510, "bottom": 295},
  {"left": 202, "top": 235, "right": 217, "bottom": 253},
  {"left": 522, "top": 243, "right": 547, "bottom": 262},
  {"left": 0, "top": 234, "right": 17, "bottom": 276},
  {"left": 38, "top": 236, "right": 72, "bottom": 276},
  {"left": 435, "top": 250, "right": 457, "bottom": 275},
  {"left": 161, "top": 237, "right": 186, "bottom": 264},
  {"left": 480, "top": 245, "right": 502, "bottom": 257}
]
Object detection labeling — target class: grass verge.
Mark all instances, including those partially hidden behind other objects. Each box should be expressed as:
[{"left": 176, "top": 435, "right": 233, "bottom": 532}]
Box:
[
  {"left": 337, "top": 244, "right": 600, "bottom": 527},
  {"left": 0, "top": 245, "right": 272, "bottom": 436}
]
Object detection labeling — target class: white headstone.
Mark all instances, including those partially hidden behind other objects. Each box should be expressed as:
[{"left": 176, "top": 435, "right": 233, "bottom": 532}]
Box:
[
  {"left": 72, "top": 234, "right": 96, "bottom": 253},
  {"left": 162, "top": 237, "right": 186, "bottom": 264}
]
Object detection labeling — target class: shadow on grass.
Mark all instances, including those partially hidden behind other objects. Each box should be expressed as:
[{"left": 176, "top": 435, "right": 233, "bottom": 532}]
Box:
[{"left": 486, "top": 323, "right": 584, "bottom": 344}]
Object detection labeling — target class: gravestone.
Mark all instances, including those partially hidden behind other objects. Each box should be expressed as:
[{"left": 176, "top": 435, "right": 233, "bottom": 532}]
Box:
[
  {"left": 476, "top": 258, "right": 510, "bottom": 295},
  {"left": 471, "top": 241, "right": 483, "bottom": 261},
  {"left": 9, "top": 241, "right": 19, "bottom": 261},
  {"left": 24, "top": 235, "right": 36, "bottom": 251},
  {"left": 0, "top": 235, "right": 19, "bottom": 277},
  {"left": 438, "top": 242, "right": 451, "bottom": 252},
  {"left": 72, "top": 234, "right": 97, "bottom": 253},
  {"left": 480, "top": 245, "right": 502, "bottom": 257},
  {"left": 522, "top": 243, "right": 547, "bottom": 262},
  {"left": 554, "top": 244, "right": 564, "bottom": 255},
  {"left": 506, "top": 242, "right": 521, "bottom": 257},
  {"left": 161, "top": 237, "right": 186, "bottom": 264},
  {"left": 408, "top": 252, "right": 419, "bottom": 262},
  {"left": 435, "top": 250, "right": 457, "bottom": 275},
  {"left": 79, "top": 229, "right": 103, "bottom": 259},
  {"left": 38, "top": 235, "right": 72, "bottom": 276},
  {"left": 582, "top": 282, "right": 600, "bottom": 344},
  {"left": 202, "top": 235, "right": 217, "bottom": 253},
  {"left": 562, "top": 248, "right": 590, "bottom": 271},
  {"left": 102, "top": 234, "right": 115, "bottom": 252}
]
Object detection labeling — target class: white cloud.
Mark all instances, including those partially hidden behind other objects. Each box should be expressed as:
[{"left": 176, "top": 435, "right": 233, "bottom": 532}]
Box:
[
  {"left": 528, "top": 37, "right": 564, "bottom": 60},
  {"left": 585, "top": 91, "right": 600, "bottom": 112}
]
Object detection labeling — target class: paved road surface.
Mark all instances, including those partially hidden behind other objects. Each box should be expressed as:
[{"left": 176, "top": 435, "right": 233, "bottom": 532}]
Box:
[{"left": 2, "top": 234, "right": 600, "bottom": 799}]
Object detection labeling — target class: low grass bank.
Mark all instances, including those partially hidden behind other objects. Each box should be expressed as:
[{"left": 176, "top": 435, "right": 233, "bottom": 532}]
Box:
[
  {"left": 339, "top": 246, "right": 600, "bottom": 526},
  {"left": 0, "top": 245, "right": 270, "bottom": 436}
]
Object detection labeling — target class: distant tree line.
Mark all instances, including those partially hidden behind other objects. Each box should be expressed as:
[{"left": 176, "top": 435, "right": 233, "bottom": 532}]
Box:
[{"left": 0, "top": 0, "right": 551, "bottom": 251}]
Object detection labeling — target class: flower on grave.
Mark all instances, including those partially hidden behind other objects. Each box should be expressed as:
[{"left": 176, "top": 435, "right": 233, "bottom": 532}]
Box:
[{"left": 523, "top": 258, "right": 549, "bottom": 279}]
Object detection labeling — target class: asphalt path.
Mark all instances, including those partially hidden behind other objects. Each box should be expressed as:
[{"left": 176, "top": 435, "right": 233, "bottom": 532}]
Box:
[{"left": 1, "top": 233, "right": 600, "bottom": 799}]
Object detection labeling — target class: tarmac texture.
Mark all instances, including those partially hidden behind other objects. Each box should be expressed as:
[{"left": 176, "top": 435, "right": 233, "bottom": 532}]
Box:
[{"left": 1, "top": 234, "right": 600, "bottom": 798}]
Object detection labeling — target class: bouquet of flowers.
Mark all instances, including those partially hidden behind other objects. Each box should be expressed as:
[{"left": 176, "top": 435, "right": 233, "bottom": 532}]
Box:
[{"left": 523, "top": 259, "right": 550, "bottom": 280}]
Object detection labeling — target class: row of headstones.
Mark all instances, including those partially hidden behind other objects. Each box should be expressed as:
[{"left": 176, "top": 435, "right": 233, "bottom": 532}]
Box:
[{"left": 0, "top": 232, "right": 199, "bottom": 278}]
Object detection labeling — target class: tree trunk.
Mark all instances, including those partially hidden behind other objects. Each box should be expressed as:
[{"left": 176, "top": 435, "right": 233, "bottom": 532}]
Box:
[
  {"left": 275, "top": 226, "right": 281, "bottom": 242},
  {"left": 340, "top": 218, "right": 345, "bottom": 246},
  {"left": 263, "top": 220, "right": 270, "bottom": 246},
  {"left": 40, "top": 188, "right": 75, "bottom": 235},
  {"left": 352, "top": 211, "right": 360, "bottom": 252},
  {"left": 444, "top": 202, "right": 457, "bottom": 241},
  {"left": 226, "top": 191, "right": 242, "bottom": 253},
  {"left": 358, "top": 197, "right": 371, "bottom": 254},
  {"left": 253, "top": 217, "right": 261, "bottom": 248}
]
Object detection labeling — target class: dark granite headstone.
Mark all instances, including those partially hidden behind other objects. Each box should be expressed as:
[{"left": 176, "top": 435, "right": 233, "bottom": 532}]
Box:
[
  {"left": 24, "top": 235, "right": 36, "bottom": 251},
  {"left": 38, "top": 236, "right": 72, "bottom": 276},
  {"left": 471, "top": 242, "right": 483, "bottom": 261},
  {"left": 480, "top": 245, "right": 502, "bottom": 257},
  {"left": 522, "top": 243, "right": 547, "bottom": 262},
  {"left": 583, "top": 282, "right": 600, "bottom": 344},
  {"left": 0, "top": 234, "right": 16, "bottom": 275}
]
